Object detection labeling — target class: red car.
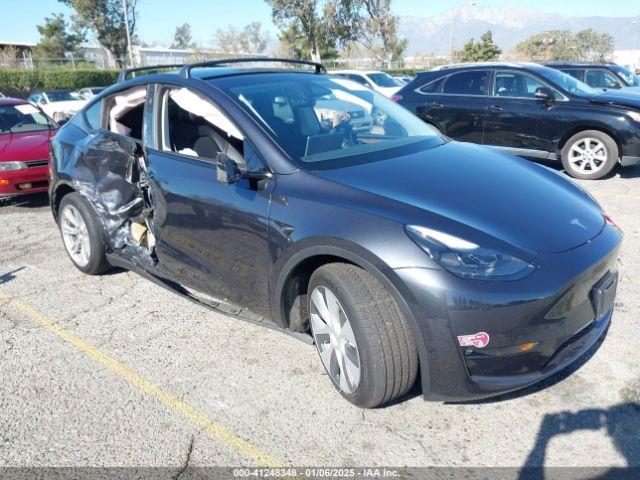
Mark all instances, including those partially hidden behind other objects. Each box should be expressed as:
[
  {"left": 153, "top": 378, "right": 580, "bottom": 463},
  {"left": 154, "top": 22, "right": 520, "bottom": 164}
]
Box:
[{"left": 0, "top": 98, "right": 57, "bottom": 198}]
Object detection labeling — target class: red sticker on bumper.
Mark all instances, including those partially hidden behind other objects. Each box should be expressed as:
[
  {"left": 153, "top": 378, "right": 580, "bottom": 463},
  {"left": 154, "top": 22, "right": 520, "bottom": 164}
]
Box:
[{"left": 457, "top": 332, "right": 490, "bottom": 348}]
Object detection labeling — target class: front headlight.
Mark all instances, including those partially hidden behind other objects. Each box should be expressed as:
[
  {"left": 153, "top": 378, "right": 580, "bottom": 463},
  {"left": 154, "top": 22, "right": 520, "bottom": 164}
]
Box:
[
  {"left": 405, "top": 225, "right": 535, "bottom": 281},
  {"left": 0, "top": 161, "right": 28, "bottom": 172}
]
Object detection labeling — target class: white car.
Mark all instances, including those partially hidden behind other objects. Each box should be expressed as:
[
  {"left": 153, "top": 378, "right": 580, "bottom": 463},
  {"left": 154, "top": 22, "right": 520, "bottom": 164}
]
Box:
[
  {"left": 329, "top": 70, "right": 402, "bottom": 98},
  {"left": 28, "top": 90, "right": 87, "bottom": 124}
]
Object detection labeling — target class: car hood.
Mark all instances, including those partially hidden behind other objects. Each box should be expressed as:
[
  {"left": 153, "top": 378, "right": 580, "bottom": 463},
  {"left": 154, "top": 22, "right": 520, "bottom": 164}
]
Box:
[
  {"left": 314, "top": 142, "right": 605, "bottom": 254},
  {"left": 0, "top": 130, "right": 54, "bottom": 161},
  {"left": 584, "top": 90, "right": 640, "bottom": 109}
]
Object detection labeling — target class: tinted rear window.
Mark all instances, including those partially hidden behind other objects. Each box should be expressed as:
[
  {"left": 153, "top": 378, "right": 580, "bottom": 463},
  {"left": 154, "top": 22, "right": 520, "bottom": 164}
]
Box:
[
  {"left": 418, "top": 76, "right": 445, "bottom": 94},
  {"left": 443, "top": 71, "right": 489, "bottom": 96}
]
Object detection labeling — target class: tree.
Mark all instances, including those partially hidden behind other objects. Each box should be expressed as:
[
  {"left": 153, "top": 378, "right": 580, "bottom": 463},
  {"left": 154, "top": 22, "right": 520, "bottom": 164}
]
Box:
[
  {"left": 575, "top": 29, "right": 614, "bottom": 62},
  {"left": 355, "top": 0, "right": 406, "bottom": 66},
  {"left": 0, "top": 46, "right": 22, "bottom": 68},
  {"left": 213, "top": 22, "right": 271, "bottom": 55},
  {"left": 266, "top": 0, "right": 358, "bottom": 63},
  {"left": 59, "top": 0, "right": 139, "bottom": 67},
  {"left": 516, "top": 29, "right": 614, "bottom": 62},
  {"left": 33, "top": 14, "right": 84, "bottom": 59},
  {"left": 277, "top": 23, "right": 338, "bottom": 60},
  {"left": 459, "top": 30, "right": 501, "bottom": 62},
  {"left": 171, "top": 23, "right": 195, "bottom": 50},
  {"left": 516, "top": 30, "right": 578, "bottom": 62}
]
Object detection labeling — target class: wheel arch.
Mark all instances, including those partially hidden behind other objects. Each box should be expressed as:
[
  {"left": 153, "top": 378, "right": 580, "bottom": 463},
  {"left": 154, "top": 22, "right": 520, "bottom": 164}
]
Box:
[
  {"left": 272, "top": 241, "right": 431, "bottom": 394},
  {"left": 51, "top": 181, "right": 77, "bottom": 220}
]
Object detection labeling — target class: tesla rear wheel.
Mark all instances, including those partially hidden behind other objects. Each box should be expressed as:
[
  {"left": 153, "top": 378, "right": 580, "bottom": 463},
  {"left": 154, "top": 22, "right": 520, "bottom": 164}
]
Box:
[
  {"left": 59, "top": 193, "right": 111, "bottom": 275},
  {"left": 308, "top": 263, "right": 418, "bottom": 408},
  {"left": 561, "top": 130, "right": 618, "bottom": 180}
]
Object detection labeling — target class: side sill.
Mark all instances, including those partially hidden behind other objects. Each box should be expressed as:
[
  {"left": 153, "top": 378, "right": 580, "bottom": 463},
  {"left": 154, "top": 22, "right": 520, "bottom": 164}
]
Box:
[{"left": 105, "top": 252, "right": 315, "bottom": 345}]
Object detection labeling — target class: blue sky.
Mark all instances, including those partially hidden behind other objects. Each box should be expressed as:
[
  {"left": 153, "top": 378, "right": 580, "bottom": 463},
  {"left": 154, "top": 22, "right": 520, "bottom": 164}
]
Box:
[{"left": 2, "top": 0, "right": 639, "bottom": 46}]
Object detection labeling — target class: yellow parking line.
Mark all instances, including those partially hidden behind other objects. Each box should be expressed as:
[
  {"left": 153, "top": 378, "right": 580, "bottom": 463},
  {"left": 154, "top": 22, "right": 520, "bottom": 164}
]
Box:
[{"left": 0, "top": 289, "right": 283, "bottom": 467}]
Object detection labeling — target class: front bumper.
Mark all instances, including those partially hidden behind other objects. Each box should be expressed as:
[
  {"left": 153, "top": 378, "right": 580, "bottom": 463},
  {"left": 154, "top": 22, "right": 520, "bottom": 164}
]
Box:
[
  {"left": 394, "top": 224, "right": 622, "bottom": 401},
  {"left": 0, "top": 166, "right": 49, "bottom": 198}
]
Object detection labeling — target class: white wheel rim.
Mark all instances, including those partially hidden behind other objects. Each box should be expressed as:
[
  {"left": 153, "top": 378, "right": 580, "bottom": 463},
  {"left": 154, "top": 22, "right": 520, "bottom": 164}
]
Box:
[
  {"left": 60, "top": 205, "right": 91, "bottom": 267},
  {"left": 310, "top": 286, "right": 361, "bottom": 394},
  {"left": 568, "top": 138, "right": 608, "bottom": 174}
]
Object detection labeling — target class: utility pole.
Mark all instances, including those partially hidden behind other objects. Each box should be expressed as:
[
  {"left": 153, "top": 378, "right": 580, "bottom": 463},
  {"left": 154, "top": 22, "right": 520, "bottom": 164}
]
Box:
[
  {"left": 122, "top": 0, "right": 135, "bottom": 68},
  {"left": 449, "top": 22, "right": 454, "bottom": 62}
]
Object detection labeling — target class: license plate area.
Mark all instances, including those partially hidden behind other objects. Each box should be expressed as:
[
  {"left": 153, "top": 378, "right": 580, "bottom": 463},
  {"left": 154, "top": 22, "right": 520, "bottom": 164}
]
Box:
[{"left": 591, "top": 271, "right": 618, "bottom": 320}]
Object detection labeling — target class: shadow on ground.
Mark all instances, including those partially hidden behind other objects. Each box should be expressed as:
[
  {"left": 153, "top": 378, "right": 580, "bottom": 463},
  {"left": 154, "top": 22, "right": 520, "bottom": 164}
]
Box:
[
  {"left": 0, "top": 192, "right": 50, "bottom": 209},
  {"left": 518, "top": 402, "right": 640, "bottom": 479}
]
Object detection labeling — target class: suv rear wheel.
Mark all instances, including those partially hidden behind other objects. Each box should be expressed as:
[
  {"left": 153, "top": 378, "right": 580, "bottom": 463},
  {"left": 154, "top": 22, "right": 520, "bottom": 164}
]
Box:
[
  {"left": 561, "top": 130, "right": 618, "bottom": 180},
  {"left": 58, "top": 192, "right": 111, "bottom": 275},
  {"left": 308, "top": 263, "right": 418, "bottom": 408}
]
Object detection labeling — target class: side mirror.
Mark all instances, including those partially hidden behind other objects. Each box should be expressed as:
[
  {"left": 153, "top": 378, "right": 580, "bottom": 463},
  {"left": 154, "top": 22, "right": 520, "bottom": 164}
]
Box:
[
  {"left": 535, "top": 87, "right": 554, "bottom": 101},
  {"left": 217, "top": 151, "right": 273, "bottom": 185},
  {"left": 216, "top": 152, "right": 240, "bottom": 184}
]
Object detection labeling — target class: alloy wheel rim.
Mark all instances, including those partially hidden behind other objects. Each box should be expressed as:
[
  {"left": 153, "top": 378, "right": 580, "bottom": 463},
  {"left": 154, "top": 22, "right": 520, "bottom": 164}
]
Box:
[
  {"left": 310, "top": 286, "right": 361, "bottom": 394},
  {"left": 60, "top": 205, "right": 91, "bottom": 267},
  {"left": 568, "top": 138, "right": 608, "bottom": 174}
]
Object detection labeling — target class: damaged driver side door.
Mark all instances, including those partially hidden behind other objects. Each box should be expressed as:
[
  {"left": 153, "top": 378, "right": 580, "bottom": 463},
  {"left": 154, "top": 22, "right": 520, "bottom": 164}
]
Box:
[{"left": 142, "top": 84, "right": 274, "bottom": 319}]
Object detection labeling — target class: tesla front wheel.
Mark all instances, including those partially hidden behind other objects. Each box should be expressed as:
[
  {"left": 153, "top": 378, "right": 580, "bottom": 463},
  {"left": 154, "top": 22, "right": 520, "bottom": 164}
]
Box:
[
  {"left": 58, "top": 192, "right": 111, "bottom": 275},
  {"left": 561, "top": 130, "right": 618, "bottom": 180},
  {"left": 308, "top": 263, "right": 418, "bottom": 408}
]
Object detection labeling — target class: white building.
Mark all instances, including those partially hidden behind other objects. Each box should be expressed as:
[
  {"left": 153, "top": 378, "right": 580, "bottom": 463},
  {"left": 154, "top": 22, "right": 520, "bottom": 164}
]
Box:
[{"left": 612, "top": 50, "right": 640, "bottom": 71}]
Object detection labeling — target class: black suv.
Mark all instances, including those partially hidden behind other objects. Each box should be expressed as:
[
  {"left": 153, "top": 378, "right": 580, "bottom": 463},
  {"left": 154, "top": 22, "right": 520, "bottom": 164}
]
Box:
[
  {"left": 396, "top": 62, "right": 640, "bottom": 179},
  {"left": 546, "top": 62, "right": 640, "bottom": 92}
]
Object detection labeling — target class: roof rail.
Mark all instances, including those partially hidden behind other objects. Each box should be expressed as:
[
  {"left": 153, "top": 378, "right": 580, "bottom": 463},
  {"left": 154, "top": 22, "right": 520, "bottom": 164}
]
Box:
[
  {"left": 179, "top": 57, "right": 326, "bottom": 78},
  {"left": 117, "top": 64, "right": 184, "bottom": 83}
]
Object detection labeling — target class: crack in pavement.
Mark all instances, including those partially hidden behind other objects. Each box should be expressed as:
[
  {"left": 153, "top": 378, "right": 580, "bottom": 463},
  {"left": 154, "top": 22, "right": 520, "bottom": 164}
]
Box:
[{"left": 173, "top": 434, "right": 195, "bottom": 480}]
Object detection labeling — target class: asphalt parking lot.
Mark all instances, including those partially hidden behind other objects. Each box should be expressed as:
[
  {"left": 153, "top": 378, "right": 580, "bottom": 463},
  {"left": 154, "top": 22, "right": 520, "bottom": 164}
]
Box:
[{"left": 1, "top": 164, "right": 639, "bottom": 474}]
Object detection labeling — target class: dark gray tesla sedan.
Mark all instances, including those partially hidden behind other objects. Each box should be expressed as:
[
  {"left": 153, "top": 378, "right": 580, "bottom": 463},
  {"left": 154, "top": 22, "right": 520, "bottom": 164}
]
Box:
[{"left": 49, "top": 59, "right": 622, "bottom": 407}]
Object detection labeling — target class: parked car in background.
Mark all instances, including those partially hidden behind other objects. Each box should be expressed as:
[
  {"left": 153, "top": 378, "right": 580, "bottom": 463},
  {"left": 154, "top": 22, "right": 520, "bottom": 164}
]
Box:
[
  {"left": 77, "top": 87, "right": 107, "bottom": 100},
  {"left": 50, "top": 59, "right": 621, "bottom": 407},
  {"left": 314, "top": 94, "right": 374, "bottom": 132},
  {"left": 28, "top": 90, "right": 87, "bottom": 124},
  {"left": 390, "top": 73, "right": 414, "bottom": 85},
  {"left": 330, "top": 70, "right": 402, "bottom": 97},
  {"left": 546, "top": 62, "right": 640, "bottom": 92},
  {"left": 396, "top": 62, "right": 640, "bottom": 179},
  {"left": 0, "top": 98, "right": 57, "bottom": 198}
]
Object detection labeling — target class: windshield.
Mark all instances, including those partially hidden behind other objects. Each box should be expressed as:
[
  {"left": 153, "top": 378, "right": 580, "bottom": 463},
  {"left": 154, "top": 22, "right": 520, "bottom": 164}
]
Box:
[
  {"left": 611, "top": 66, "right": 640, "bottom": 87},
  {"left": 538, "top": 68, "right": 598, "bottom": 96},
  {"left": 367, "top": 72, "right": 400, "bottom": 88},
  {"left": 212, "top": 73, "right": 442, "bottom": 169},
  {"left": 0, "top": 104, "right": 53, "bottom": 134},
  {"left": 45, "top": 91, "right": 82, "bottom": 102}
]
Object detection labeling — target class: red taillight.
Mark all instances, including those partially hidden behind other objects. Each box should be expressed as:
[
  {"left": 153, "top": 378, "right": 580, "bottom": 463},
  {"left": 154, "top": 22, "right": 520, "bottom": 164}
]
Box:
[
  {"left": 604, "top": 214, "right": 623, "bottom": 235},
  {"left": 391, "top": 94, "right": 402, "bottom": 102}
]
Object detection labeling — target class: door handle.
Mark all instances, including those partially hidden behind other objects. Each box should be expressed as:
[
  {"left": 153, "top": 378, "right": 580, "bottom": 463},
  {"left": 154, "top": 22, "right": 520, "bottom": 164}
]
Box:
[
  {"left": 431, "top": 101, "right": 444, "bottom": 109},
  {"left": 489, "top": 104, "right": 503, "bottom": 112}
]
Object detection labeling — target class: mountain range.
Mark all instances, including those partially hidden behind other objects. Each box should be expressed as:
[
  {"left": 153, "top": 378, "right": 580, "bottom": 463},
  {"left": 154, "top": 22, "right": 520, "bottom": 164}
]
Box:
[{"left": 399, "top": 4, "right": 640, "bottom": 56}]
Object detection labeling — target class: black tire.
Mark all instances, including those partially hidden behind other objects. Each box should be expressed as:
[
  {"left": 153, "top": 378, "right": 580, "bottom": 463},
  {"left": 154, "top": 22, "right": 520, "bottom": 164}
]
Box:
[
  {"left": 308, "top": 263, "right": 418, "bottom": 408},
  {"left": 561, "top": 130, "right": 618, "bottom": 180},
  {"left": 58, "top": 192, "right": 111, "bottom": 275}
]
